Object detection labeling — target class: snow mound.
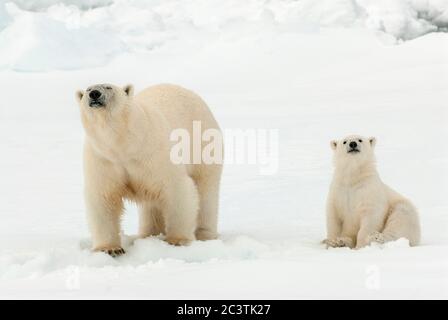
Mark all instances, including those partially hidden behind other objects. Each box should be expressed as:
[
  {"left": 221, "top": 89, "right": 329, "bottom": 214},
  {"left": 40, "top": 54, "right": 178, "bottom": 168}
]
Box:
[
  {"left": 0, "top": 4, "right": 124, "bottom": 71},
  {"left": 0, "top": 1, "right": 11, "bottom": 30},
  {"left": 0, "top": 0, "right": 447, "bottom": 71},
  {"left": 126, "top": 235, "right": 269, "bottom": 264},
  {"left": 362, "top": 238, "right": 411, "bottom": 250},
  {"left": 279, "top": 0, "right": 361, "bottom": 28},
  {"left": 9, "top": 0, "right": 113, "bottom": 11},
  {"left": 0, "top": 234, "right": 416, "bottom": 281},
  {"left": 384, "top": 238, "right": 411, "bottom": 248},
  {"left": 360, "top": 0, "right": 448, "bottom": 41},
  {"left": 0, "top": 236, "right": 269, "bottom": 280}
]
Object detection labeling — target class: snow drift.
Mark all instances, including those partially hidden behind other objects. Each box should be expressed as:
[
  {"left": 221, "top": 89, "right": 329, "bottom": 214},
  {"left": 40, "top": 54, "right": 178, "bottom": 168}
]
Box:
[
  {"left": 0, "top": 0, "right": 447, "bottom": 71},
  {"left": 0, "top": 6, "right": 124, "bottom": 71}
]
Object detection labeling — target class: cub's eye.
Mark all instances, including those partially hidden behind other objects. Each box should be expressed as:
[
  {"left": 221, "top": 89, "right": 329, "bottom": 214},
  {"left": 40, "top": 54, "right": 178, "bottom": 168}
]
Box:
[
  {"left": 358, "top": 139, "right": 363, "bottom": 143},
  {"left": 343, "top": 141, "right": 347, "bottom": 144},
  {"left": 105, "top": 86, "right": 112, "bottom": 90}
]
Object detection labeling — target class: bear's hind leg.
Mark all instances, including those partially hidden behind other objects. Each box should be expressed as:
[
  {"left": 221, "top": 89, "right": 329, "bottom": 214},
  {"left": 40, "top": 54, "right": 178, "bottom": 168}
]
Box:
[
  {"left": 138, "top": 202, "right": 165, "bottom": 238},
  {"left": 380, "top": 202, "right": 421, "bottom": 246},
  {"left": 164, "top": 176, "right": 199, "bottom": 246},
  {"left": 195, "top": 169, "right": 222, "bottom": 241},
  {"left": 367, "top": 231, "right": 386, "bottom": 244}
]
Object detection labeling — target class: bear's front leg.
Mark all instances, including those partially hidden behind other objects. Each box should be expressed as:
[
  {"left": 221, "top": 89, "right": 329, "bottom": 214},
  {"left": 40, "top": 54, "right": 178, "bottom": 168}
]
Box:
[
  {"left": 84, "top": 147, "right": 126, "bottom": 257},
  {"left": 356, "top": 212, "right": 384, "bottom": 249},
  {"left": 163, "top": 176, "right": 199, "bottom": 246},
  {"left": 323, "top": 237, "right": 354, "bottom": 249},
  {"left": 324, "top": 201, "right": 351, "bottom": 248},
  {"left": 138, "top": 202, "right": 165, "bottom": 238},
  {"left": 85, "top": 191, "right": 125, "bottom": 256}
]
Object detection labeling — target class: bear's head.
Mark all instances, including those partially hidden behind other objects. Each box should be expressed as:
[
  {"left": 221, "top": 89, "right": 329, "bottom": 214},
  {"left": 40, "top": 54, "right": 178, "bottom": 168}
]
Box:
[
  {"left": 76, "top": 83, "right": 134, "bottom": 112},
  {"left": 76, "top": 84, "right": 135, "bottom": 137},
  {"left": 330, "top": 135, "right": 376, "bottom": 168}
]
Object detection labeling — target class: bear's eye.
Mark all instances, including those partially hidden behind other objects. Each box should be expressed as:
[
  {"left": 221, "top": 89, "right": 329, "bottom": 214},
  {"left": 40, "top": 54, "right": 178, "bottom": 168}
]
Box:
[
  {"left": 343, "top": 141, "right": 347, "bottom": 144},
  {"left": 359, "top": 139, "right": 363, "bottom": 143},
  {"left": 105, "top": 86, "right": 112, "bottom": 90}
]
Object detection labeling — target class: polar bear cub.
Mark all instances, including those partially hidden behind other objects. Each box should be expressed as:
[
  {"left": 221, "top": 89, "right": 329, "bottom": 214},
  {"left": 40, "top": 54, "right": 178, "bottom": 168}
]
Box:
[
  {"left": 76, "top": 83, "right": 223, "bottom": 256},
  {"left": 324, "top": 135, "right": 420, "bottom": 249}
]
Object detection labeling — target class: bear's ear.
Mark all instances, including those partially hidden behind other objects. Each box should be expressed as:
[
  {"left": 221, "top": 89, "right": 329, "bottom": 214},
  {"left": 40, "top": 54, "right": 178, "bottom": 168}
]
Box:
[
  {"left": 369, "top": 137, "right": 377, "bottom": 147},
  {"left": 123, "top": 84, "right": 134, "bottom": 97},
  {"left": 330, "top": 140, "right": 337, "bottom": 150},
  {"left": 76, "top": 90, "right": 84, "bottom": 103}
]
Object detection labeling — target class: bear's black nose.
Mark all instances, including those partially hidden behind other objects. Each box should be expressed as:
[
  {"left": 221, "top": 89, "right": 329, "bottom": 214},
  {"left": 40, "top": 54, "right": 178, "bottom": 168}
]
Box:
[
  {"left": 349, "top": 141, "right": 357, "bottom": 149},
  {"left": 89, "top": 90, "right": 102, "bottom": 100}
]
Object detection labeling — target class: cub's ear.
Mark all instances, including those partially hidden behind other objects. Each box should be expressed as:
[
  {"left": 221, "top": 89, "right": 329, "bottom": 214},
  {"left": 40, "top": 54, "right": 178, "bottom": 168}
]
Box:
[
  {"left": 76, "top": 90, "right": 84, "bottom": 103},
  {"left": 123, "top": 84, "right": 134, "bottom": 97},
  {"left": 369, "top": 137, "right": 377, "bottom": 147},
  {"left": 330, "top": 140, "right": 337, "bottom": 150}
]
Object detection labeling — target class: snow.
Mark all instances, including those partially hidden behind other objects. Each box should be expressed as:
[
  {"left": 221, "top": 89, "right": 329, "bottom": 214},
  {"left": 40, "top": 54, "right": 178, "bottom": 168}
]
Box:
[
  {"left": 0, "top": 1, "right": 11, "bottom": 30},
  {"left": 0, "top": 0, "right": 447, "bottom": 71},
  {"left": 0, "top": 1, "right": 447, "bottom": 299},
  {"left": 9, "top": 0, "right": 113, "bottom": 11},
  {"left": 0, "top": 6, "right": 124, "bottom": 71},
  {"left": 360, "top": 0, "right": 448, "bottom": 41}
]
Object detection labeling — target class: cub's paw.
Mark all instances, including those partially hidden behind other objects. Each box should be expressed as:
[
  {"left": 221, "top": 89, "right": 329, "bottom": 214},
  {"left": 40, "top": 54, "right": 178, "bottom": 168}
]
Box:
[
  {"left": 165, "top": 237, "right": 192, "bottom": 246},
  {"left": 96, "top": 247, "right": 126, "bottom": 258},
  {"left": 323, "top": 237, "right": 354, "bottom": 249},
  {"left": 367, "top": 231, "right": 386, "bottom": 245},
  {"left": 195, "top": 229, "right": 218, "bottom": 241}
]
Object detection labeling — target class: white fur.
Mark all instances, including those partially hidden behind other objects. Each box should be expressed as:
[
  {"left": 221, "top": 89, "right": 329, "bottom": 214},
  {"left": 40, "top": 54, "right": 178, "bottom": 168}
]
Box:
[
  {"left": 76, "top": 84, "right": 223, "bottom": 253},
  {"left": 324, "top": 135, "right": 420, "bottom": 249}
]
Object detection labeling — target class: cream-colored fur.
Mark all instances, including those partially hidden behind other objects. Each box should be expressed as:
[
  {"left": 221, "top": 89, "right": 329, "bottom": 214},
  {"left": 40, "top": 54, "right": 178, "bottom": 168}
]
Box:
[
  {"left": 324, "top": 135, "right": 420, "bottom": 249},
  {"left": 76, "top": 83, "right": 223, "bottom": 255}
]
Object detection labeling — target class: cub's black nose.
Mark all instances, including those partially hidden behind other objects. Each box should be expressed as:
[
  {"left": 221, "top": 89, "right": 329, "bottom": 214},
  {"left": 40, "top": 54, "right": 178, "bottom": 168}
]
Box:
[
  {"left": 349, "top": 141, "right": 357, "bottom": 149},
  {"left": 89, "top": 90, "right": 102, "bottom": 100}
]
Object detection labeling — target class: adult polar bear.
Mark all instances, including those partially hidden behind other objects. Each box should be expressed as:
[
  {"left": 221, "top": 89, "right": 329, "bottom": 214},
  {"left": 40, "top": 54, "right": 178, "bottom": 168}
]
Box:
[
  {"left": 76, "top": 83, "right": 223, "bottom": 256},
  {"left": 325, "top": 135, "right": 420, "bottom": 249}
]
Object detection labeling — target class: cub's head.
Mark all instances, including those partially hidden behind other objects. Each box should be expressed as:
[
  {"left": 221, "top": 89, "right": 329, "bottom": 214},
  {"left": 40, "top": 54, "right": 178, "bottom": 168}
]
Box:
[
  {"left": 330, "top": 135, "right": 376, "bottom": 167},
  {"left": 76, "top": 83, "right": 134, "bottom": 112}
]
